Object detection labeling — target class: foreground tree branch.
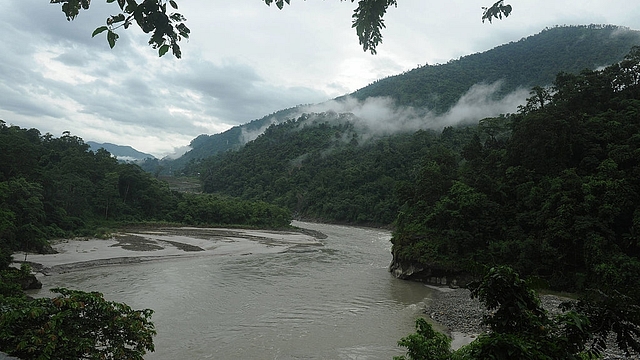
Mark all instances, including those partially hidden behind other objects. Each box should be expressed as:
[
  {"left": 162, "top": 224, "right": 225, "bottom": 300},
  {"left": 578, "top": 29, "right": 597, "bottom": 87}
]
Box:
[{"left": 51, "top": 0, "right": 511, "bottom": 58}]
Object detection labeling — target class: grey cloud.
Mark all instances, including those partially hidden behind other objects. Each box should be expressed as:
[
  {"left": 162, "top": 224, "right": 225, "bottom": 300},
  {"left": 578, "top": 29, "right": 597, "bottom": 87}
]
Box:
[
  {"left": 53, "top": 50, "right": 93, "bottom": 68},
  {"left": 0, "top": 84, "right": 66, "bottom": 119},
  {"left": 171, "top": 59, "right": 329, "bottom": 125}
]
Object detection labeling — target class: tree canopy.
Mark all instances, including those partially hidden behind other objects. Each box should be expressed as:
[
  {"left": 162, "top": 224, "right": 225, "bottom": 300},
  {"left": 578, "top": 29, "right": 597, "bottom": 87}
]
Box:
[
  {"left": 0, "top": 282, "right": 156, "bottom": 359},
  {"left": 51, "top": 0, "right": 512, "bottom": 57}
]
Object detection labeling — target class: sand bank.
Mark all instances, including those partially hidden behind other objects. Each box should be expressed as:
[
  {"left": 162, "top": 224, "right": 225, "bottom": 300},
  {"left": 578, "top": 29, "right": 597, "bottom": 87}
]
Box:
[{"left": 25, "top": 227, "right": 324, "bottom": 275}]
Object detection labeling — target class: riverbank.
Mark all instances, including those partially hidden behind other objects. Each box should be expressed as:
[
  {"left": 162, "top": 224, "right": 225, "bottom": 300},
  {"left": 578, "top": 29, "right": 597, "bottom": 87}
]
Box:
[
  {"left": 425, "top": 286, "right": 637, "bottom": 359},
  {"left": 24, "top": 226, "right": 324, "bottom": 275}
]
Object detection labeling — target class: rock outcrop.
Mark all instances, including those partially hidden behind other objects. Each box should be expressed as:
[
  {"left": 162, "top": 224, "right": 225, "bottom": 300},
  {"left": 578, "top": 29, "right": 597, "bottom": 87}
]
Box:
[{"left": 389, "top": 250, "right": 474, "bottom": 287}]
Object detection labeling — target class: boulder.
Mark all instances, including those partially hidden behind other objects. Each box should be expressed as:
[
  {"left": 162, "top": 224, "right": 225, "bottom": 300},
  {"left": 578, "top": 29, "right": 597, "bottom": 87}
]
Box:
[{"left": 19, "top": 274, "right": 42, "bottom": 290}]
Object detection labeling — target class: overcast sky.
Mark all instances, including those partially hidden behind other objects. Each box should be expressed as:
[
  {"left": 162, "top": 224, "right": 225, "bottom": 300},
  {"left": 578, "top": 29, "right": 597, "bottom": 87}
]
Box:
[{"left": 1, "top": 1, "right": 639, "bottom": 157}]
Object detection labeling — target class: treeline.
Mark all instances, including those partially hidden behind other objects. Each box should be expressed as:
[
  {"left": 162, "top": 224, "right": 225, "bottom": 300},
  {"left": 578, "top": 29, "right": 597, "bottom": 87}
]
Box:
[
  {"left": 392, "top": 47, "right": 640, "bottom": 292},
  {"left": 0, "top": 125, "right": 290, "bottom": 261}
]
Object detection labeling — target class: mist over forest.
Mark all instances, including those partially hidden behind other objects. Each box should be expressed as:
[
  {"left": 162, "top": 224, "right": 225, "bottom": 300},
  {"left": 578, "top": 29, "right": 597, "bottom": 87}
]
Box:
[
  {"left": 161, "top": 25, "right": 640, "bottom": 172},
  {"left": 249, "top": 81, "right": 530, "bottom": 144}
]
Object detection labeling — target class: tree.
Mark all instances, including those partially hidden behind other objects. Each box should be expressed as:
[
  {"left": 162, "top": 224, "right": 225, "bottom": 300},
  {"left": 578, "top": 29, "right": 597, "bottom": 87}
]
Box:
[
  {"left": 393, "top": 317, "right": 452, "bottom": 360},
  {"left": 0, "top": 287, "right": 156, "bottom": 359},
  {"left": 51, "top": 0, "right": 512, "bottom": 57}
]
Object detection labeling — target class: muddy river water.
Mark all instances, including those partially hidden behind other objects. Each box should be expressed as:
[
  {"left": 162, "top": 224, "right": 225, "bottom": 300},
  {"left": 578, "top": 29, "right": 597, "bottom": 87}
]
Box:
[{"left": 29, "top": 221, "right": 436, "bottom": 359}]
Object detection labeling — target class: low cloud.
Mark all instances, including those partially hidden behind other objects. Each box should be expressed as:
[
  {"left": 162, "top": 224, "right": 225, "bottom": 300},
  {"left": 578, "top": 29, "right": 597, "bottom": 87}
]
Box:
[
  {"left": 285, "top": 80, "right": 529, "bottom": 143},
  {"left": 436, "top": 81, "right": 529, "bottom": 127},
  {"left": 163, "top": 145, "right": 192, "bottom": 160},
  {"left": 240, "top": 117, "right": 282, "bottom": 144}
]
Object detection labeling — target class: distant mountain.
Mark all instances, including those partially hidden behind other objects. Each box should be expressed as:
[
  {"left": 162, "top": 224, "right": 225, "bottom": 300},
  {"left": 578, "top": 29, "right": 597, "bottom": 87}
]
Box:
[
  {"left": 149, "top": 24, "right": 640, "bottom": 175},
  {"left": 87, "top": 141, "right": 155, "bottom": 161}
]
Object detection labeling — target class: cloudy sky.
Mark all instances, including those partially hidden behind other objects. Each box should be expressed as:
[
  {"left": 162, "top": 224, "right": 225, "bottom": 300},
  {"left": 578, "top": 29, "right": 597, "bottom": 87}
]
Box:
[{"left": 1, "top": 1, "right": 639, "bottom": 157}]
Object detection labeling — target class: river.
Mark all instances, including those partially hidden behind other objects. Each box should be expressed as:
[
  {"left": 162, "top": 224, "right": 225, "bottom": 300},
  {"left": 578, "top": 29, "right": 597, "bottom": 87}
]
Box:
[{"left": 30, "top": 221, "right": 436, "bottom": 359}]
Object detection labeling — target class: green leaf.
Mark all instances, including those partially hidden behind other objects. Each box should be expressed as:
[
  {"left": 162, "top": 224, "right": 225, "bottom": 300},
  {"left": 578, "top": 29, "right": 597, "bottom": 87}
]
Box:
[
  {"left": 107, "top": 30, "right": 119, "bottom": 49},
  {"left": 158, "top": 44, "right": 170, "bottom": 57},
  {"left": 92, "top": 26, "right": 108, "bottom": 38},
  {"left": 125, "top": 0, "right": 138, "bottom": 12},
  {"left": 169, "top": 0, "right": 178, "bottom": 9}
]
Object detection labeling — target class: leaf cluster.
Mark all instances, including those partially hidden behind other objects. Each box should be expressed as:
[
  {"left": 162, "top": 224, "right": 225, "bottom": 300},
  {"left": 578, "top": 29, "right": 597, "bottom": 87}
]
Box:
[
  {"left": 263, "top": 0, "right": 514, "bottom": 55},
  {"left": 481, "top": 0, "right": 512, "bottom": 23},
  {"left": 53, "top": 0, "right": 515, "bottom": 58},
  {"left": 53, "top": 0, "right": 190, "bottom": 57}
]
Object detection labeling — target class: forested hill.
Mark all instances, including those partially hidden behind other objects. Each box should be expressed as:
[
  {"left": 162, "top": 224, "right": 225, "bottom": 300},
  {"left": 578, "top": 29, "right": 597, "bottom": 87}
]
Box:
[
  {"left": 144, "top": 107, "right": 300, "bottom": 174},
  {"left": 153, "top": 24, "right": 640, "bottom": 173},
  {"left": 351, "top": 24, "right": 640, "bottom": 112}
]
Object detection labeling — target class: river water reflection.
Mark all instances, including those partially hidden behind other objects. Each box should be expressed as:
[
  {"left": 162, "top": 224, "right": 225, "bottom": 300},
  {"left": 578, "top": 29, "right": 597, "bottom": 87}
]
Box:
[{"left": 32, "top": 222, "right": 435, "bottom": 359}]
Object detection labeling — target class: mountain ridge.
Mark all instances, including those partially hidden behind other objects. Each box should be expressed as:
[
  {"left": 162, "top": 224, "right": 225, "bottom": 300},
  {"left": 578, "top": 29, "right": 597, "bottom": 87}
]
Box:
[
  {"left": 142, "top": 24, "right": 640, "bottom": 175},
  {"left": 87, "top": 141, "right": 156, "bottom": 161}
]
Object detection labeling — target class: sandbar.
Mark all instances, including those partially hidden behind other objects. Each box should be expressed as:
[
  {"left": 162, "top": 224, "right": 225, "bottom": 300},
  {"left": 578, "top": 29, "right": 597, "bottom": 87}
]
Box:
[{"left": 24, "top": 226, "right": 324, "bottom": 275}]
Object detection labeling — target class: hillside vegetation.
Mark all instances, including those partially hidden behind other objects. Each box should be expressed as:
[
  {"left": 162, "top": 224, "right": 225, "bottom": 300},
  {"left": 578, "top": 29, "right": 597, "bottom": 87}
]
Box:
[{"left": 353, "top": 24, "right": 640, "bottom": 112}]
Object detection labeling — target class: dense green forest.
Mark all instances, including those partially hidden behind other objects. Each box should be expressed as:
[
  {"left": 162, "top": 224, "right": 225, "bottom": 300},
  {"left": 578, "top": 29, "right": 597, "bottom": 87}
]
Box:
[
  {"left": 392, "top": 47, "right": 640, "bottom": 292},
  {"left": 0, "top": 124, "right": 290, "bottom": 262},
  {"left": 147, "top": 24, "right": 640, "bottom": 176}
]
